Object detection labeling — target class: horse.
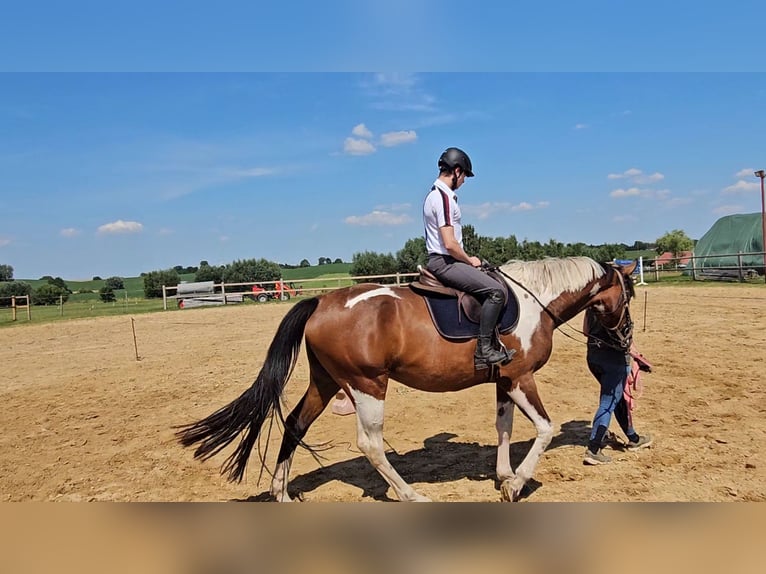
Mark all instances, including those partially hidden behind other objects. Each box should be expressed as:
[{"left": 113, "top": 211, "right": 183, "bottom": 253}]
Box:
[{"left": 177, "top": 256, "right": 637, "bottom": 502}]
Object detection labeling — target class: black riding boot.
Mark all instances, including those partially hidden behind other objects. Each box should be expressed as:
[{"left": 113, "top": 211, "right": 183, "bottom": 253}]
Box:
[{"left": 474, "top": 290, "right": 515, "bottom": 369}]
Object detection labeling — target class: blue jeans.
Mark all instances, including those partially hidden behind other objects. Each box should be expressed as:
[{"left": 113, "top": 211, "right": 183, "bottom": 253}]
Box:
[{"left": 588, "top": 357, "right": 635, "bottom": 446}]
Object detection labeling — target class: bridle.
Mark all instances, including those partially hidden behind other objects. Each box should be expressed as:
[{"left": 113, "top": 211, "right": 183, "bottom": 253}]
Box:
[
  {"left": 494, "top": 261, "right": 634, "bottom": 351},
  {"left": 590, "top": 265, "right": 634, "bottom": 350}
]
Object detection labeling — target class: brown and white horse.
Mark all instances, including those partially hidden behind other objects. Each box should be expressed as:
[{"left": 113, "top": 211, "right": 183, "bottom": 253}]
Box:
[{"left": 178, "top": 257, "right": 636, "bottom": 501}]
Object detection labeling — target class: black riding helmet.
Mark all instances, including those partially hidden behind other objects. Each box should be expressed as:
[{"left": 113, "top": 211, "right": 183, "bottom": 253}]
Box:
[{"left": 438, "top": 147, "right": 474, "bottom": 177}]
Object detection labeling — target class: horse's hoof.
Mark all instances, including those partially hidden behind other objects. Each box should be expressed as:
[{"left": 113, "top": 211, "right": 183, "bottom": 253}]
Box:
[{"left": 500, "top": 479, "right": 523, "bottom": 502}]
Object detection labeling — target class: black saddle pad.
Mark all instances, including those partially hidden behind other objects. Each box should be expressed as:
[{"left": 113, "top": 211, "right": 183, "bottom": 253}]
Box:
[{"left": 421, "top": 290, "right": 520, "bottom": 342}]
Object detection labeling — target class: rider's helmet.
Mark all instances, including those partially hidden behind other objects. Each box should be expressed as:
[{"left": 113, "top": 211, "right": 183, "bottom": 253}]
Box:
[{"left": 438, "top": 147, "right": 474, "bottom": 177}]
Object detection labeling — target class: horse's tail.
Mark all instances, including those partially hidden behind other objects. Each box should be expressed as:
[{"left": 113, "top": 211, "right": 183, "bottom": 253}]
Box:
[{"left": 176, "top": 297, "right": 320, "bottom": 482}]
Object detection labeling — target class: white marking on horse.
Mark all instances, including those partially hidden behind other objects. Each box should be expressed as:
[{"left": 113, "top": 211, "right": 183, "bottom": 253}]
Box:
[
  {"left": 508, "top": 386, "right": 554, "bottom": 489},
  {"left": 270, "top": 456, "right": 294, "bottom": 502},
  {"left": 348, "top": 388, "right": 430, "bottom": 501},
  {"left": 499, "top": 258, "right": 605, "bottom": 353},
  {"left": 344, "top": 287, "right": 401, "bottom": 309}
]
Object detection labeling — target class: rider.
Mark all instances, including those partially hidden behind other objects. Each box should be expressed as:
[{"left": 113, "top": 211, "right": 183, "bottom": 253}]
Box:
[{"left": 422, "top": 147, "right": 514, "bottom": 370}]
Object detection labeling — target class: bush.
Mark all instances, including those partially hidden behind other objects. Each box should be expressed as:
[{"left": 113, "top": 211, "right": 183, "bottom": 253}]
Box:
[
  {"left": 33, "top": 283, "right": 69, "bottom": 305},
  {"left": 99, "top": 286, "right": 116, "bottom": 303},
  {"left": 0, "top": 281, "right": 32, "bottom": 307},
  {"left": 104, "top": 276, "right": 125, "bottom": 290},
  {"left": 143, "top": 269, "right": 181, "bottom": 298}
]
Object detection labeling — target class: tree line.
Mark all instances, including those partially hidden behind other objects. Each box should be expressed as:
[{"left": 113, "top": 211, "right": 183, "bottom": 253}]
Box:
[{"left": 0, "top": 229, "right": 693, "bottom": 303}]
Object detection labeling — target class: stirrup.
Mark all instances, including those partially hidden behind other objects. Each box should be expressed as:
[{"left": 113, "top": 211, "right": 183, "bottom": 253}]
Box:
[{"left": 474, "top": 347, "right": 515, "bottom": 370}]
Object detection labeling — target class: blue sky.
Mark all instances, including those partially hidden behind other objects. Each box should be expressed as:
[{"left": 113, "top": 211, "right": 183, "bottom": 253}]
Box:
[{"left": 1, "top": 2, "right": 765, "bottom": 280}]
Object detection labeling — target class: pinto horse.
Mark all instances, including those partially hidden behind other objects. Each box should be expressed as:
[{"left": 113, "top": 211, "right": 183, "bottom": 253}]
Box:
[{"left": 178, "top": 257, "right": 637, "bottom": 502}]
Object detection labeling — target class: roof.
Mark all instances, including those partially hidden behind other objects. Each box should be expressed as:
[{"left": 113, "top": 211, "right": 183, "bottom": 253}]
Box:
[{"left": 654, "top": 251, "right": 692, "bottom": 266}]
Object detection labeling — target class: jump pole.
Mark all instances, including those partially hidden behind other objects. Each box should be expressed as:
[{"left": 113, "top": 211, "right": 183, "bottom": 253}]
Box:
[{"left": 635, "top": 256, "right": 648, "bottom": 286}]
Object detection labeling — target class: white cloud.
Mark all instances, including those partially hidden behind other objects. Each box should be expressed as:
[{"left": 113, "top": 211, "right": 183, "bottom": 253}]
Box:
[
  {"left": 662, "top": 197, "right": 692, "bottom": 208},
  {"left": 344, "top": 210, "right": 412, "bottom": 226},
  {"left": 364, "top": 73, "right": 437, "bottom": 112},
  {"left": 344, "top": 137, "right": 376, "bottom": 155},
  {"left": 723, "top": 180, "right": 759, "bottom": 194},
  {"left": 352, "top": 123, "right": 373, "bottom": 139},
  {"left": 97, "top": 220, "right": 143, "bottom": 234},
  {"left": 513, "top": 202, "right": 534, "bottom": 211},
  {"left": 736, "top": 168, "right": 756, "bottom": 178},
  {"left": 610, "top": 187, "right": 642, "bottom": 198},
  {"left": 158, "top": 228, "right": 173, "bottom": 236},
  {"left": 374, "top": 203, "right": 411, "bottom": 212},
  {"left": 224, "top": 167, "right": 276, "bottom": 177},
  {"left": 380, "top": 130, "right": 417, "bottom": 147},
  {"left": 573, "top": 123, "right": 589, "bottom": 130},
  {"left": 0, "top": 238, "right": 10, "bottom": 247},
  {"left": 461, "top": 201, "right": 549, "bottom": 220},
  {"left": 613, "top": 214, "right": 638, "bottom": 223},
  {"left": 607, "top": 168, "right": 664, "bottom": 184},
  {"left": 60, "top": 228, "right": 80, "bottom": 238},
  {"left": 713, "top": 204, "right": 743, "bottom": 215},
  {"left": 219, "top": 235, "right": 229, "bottom": 242}
]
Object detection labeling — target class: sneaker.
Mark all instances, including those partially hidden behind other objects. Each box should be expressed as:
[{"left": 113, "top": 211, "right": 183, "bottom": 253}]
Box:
[
  {"left": 583, "top": 448, "right": 612, "bottom": 465},
  {"left": 626, "top": 434, "right": 653, "bottom": 450}
]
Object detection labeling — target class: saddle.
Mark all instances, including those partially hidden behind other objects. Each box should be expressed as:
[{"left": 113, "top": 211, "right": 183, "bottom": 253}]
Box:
[{"left": 409, "top": 266, "right": 519, "bottom": 341}]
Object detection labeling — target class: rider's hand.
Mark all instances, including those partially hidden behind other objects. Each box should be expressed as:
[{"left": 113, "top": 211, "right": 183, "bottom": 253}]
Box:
[{"left": 468, "top": 256, "right": 482, "bottom": 267}]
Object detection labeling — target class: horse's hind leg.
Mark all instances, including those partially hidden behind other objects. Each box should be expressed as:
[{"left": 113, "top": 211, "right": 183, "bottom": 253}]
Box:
[
  {"left": 270, "top": 348, "right": 339, "bottom": 502},
  {"left": 501, "top": 374, "right": 554, "bottom": 502},
  {"left": 495, "top": 383, "right": 516, "bottom": 482},
  {"left": 347, "top": 384, "right": 431, "bottom": 502}
]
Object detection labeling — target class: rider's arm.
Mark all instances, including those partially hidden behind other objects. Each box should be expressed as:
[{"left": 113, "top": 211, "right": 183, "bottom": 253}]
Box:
[{"left": 439, "top": 226, "right": 481, "bottom": 267}]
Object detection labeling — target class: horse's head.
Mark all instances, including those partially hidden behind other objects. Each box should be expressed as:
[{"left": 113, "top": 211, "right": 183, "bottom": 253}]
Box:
[{"left": 590, "top": 260, "right": 637, "bottom": 331}]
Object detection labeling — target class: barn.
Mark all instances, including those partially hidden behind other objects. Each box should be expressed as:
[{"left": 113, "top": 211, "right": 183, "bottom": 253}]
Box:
[{"left": 693, "top": 212, "right": 764, "bottom": 273}]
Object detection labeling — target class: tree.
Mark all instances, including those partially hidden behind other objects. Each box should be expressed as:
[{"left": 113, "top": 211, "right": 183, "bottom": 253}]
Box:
[
  {"left": 462, "top": 224, "right": 481, "bottom": 257},
  {"left": 299, "top": 259, "right": 310, "bottom": 267},
  {"left": 46, "top": 277, "right": 70, "bottom": 292},
  {"left": 222, "top": 258, "right": 282, "bottom": 290},
  {"left": 92, "top": 276, "right": 102, "bottom": 281},
  {"left": 104, "top": 276, "right": 125, "bottom": 290},
  {"left": 396, "top": 237, "right": 427, "bottom": 273},
  {"left": 0, "top": 281, "right": 31, "bottom": 307},
  {"left": 350, "top": 251, "right": 397, "bottom": 282},
  {"left": 99, "top": 286, "right": 116, "bottom": 303},
  {"left": 195, "top": 262, "right": 224, "bottom": 282},
  {"left": 33, "top": 283, "right": 69, "bottom": 305},
  {"left": 143, "top": 268, "right": 181, "bottom": 298},
  {"left": 333, "top": 258, "right": 343, "bottom": 264},
  {"left": 0, "top": 264, "right": 13, "bottom": 281},
  {"left": 655, "top": 229, "right": 694, "bottom": 258}
]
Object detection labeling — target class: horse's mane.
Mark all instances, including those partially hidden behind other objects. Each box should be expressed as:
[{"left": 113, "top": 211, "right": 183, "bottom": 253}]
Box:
[{"left": 499, "top": 257, "right": 605, "bottom": 296}]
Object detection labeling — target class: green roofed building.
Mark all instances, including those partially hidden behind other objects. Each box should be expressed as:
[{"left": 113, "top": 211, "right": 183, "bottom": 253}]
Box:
[{"left": 693, "top": 212, "right": 764, "bottom": 273}]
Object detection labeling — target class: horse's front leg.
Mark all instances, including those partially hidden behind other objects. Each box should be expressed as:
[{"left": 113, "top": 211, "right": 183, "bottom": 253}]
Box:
[
  {"left": 495, "top": 383, "right": 516, "bottom": 482},
  {"left": 500, "top": 373, "right": 554, "bottom": 502}
]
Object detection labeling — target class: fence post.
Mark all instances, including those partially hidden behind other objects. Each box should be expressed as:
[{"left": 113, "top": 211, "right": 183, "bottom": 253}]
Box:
[
  {"left": 11, "top": 295, "right": 16, "bottom": 321},
  {"left": 737, "top": 252, "right": 743, "bottom": 283},
  {"left": 59, "top": 294, "right": 63, "bottom": 316},
  {"left": 221, "top": 281, "right": 227, "bottom": 304},
  {"left": 162, "top": 285, "right": 168, "bottom": 310},
  {"left": 691, "top": 253, "right": 697, "bottom": 281}
]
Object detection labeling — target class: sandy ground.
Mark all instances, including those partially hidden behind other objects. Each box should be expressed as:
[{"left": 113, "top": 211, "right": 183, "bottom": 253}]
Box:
[{"left": 1, "top": 284, "right": 765, "bottom": 502}]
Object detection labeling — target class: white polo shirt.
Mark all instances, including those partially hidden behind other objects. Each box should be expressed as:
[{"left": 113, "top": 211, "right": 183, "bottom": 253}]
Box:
[{"left": 423, "top": 178, "right": 462, "bottom": 255}]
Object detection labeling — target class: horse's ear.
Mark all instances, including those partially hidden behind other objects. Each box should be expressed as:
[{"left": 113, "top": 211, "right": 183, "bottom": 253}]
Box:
[{"left": 621, "top": 260, "right": 638, "bottom": 276}]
